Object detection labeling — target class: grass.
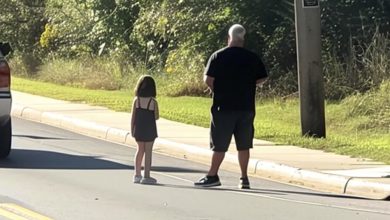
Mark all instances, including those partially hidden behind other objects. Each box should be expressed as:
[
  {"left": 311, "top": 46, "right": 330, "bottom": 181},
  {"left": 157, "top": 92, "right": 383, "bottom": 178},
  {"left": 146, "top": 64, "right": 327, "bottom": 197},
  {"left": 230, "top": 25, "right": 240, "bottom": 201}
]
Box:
[{"left": 12, "top": 77, "right": 390, "bottom": 164}]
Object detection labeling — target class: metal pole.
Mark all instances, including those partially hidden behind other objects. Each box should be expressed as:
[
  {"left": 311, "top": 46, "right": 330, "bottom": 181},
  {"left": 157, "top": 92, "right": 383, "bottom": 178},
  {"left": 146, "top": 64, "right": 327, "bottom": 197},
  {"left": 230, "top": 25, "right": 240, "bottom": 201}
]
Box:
[{"left": 295, "top": 0, "right": 326, "bottom": 138}]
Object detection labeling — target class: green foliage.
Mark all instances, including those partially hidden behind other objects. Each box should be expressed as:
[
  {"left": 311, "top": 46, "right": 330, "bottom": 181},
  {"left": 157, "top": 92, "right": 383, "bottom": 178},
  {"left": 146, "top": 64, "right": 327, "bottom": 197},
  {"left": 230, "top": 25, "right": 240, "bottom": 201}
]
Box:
[
  {"left": 38, "top": 58, "right": 122, "bottom": 90},
  {"left": 43, "top": 0, "right": 140, "bottom": 57},
  {"left": 321, "top": 0, "right": 390, "bottom": 57},
  {"left": 129, "top": 0, "right": 235, "bottom": 67},
  {"left": 3, "top": 0, "right": 390, "bottom": 99},
  {"left": 0, "top": 0, "right": 46, "bottom": 53},
  {"left": 0, "top": 0, "right": 46, "bottom": 75},
  {"left": 31, "top": 55, "right": 155, "bottom": 91},
  {"left": 342, "top": 80, "right": 390, "bottom": 131},
  {"left": 323, "top": 33, "right": 390, "bottom": 99}
]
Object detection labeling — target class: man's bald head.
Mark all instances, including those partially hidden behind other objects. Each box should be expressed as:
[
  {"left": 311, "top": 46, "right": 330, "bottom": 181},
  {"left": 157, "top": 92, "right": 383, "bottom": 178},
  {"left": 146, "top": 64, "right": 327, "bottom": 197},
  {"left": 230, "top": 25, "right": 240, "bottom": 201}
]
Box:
[{"left": 228, "top": 24, "right": 246, "bottom": 47}]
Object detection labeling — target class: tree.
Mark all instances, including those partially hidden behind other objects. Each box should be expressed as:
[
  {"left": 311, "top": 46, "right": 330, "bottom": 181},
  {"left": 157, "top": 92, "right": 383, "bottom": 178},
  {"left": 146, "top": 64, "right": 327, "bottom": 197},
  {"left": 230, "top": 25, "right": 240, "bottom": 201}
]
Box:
[
  {"left": 42, "top": 0, "right": 139, "bottom": 57},
  {"left": 0, "top": 0, "right": 46, "bottom": 73}
]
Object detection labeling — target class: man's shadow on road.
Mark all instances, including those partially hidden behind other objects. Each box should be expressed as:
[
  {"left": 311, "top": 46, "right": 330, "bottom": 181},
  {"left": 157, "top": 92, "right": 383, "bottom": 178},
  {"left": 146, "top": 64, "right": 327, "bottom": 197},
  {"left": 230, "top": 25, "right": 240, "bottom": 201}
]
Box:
[
  {"left": 0, "top": 149, "right": 204, "bottom": 174},
  {"left": 144, "top": 182, "right": 374, "bottom": 201},
  {"left": 0, "top": 149, "right": 131, "bottom": 170}
]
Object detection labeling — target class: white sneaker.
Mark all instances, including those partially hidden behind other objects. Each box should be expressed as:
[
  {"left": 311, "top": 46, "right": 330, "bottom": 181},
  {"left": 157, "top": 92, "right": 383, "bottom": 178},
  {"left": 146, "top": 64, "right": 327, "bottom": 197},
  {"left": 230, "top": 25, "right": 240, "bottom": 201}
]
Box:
[
  {"left": 141, "top": 177, "right": 157, "bottom": 184},
  {"left": 133, "top": 175, "right": 142, "bottom": 183}
]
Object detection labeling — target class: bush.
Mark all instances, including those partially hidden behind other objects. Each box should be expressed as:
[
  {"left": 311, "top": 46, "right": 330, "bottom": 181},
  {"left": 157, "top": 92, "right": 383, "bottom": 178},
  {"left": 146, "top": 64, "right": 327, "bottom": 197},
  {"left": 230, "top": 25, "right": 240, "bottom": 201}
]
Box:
[
  {"left": 162, "top": 45, "right": 208, "bottom": 97},
  {"left": 38, "top": 57, "right": 124, "bottom": 90},
  {"left": 323, "top": 33, "right": 390, "bottom": 100},
  {"left": 342, "top": 80, "right": 390, "bottom": 131},
  {"left": 8, "top": 52, "right": 42, "bottom": 77}
]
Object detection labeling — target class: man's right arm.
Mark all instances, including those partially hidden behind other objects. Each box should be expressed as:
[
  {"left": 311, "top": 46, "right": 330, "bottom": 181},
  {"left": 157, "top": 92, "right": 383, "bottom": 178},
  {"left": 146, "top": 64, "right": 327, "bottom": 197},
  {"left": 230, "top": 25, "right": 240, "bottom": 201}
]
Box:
[
  {"left": 204, "top": 75, "right": 215, "bottom": 91},
  {"left": 256, "top": 77, "right": 267, "bottom": 86},
  {"left": 203, "top": 53, "right": 217, "bottom": 92}
]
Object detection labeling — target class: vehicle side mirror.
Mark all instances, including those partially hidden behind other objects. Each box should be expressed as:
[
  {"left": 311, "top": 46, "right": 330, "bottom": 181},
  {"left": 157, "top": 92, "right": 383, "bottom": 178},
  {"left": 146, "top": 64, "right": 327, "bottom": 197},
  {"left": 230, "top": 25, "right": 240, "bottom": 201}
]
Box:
[{"left": 0, "top": 43, "right": 12, "bottom": 56}]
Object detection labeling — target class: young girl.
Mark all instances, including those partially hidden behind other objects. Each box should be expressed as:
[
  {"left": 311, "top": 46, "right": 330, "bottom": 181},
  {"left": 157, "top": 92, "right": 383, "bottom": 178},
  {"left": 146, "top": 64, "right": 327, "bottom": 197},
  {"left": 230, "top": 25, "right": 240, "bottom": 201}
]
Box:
[{"left": 131, "top": 75, "right": 159, "bottom": 184}]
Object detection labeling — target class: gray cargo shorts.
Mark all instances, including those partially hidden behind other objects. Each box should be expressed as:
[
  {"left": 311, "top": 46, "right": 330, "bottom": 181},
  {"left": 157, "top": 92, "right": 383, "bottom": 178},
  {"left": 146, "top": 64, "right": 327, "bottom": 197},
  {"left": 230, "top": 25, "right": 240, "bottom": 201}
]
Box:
[{"left": 210, "top": 108, "right": 255, "bottom": 152}]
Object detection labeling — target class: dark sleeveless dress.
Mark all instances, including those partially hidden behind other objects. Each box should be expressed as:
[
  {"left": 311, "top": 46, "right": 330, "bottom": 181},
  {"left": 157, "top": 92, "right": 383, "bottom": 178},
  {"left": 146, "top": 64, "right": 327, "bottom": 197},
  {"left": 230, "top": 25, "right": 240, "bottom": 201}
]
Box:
[{"left": 133, "top": 98, "right": 158, "bottom": 142}]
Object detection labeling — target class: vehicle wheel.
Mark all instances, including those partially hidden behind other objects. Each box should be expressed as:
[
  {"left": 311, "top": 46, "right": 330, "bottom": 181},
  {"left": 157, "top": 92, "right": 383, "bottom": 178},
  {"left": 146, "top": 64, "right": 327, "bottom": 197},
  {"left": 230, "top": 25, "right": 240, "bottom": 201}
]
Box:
[{"left": 0, "top": 117, "right": 11, "bottom": 159}]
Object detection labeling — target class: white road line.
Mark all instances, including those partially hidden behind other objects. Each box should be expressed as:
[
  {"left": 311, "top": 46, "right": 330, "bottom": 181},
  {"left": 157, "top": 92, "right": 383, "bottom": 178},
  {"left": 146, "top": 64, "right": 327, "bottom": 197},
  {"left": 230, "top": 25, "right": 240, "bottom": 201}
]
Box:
[{"left": 154, "top": 171, "right": 390, "bottom": 216}]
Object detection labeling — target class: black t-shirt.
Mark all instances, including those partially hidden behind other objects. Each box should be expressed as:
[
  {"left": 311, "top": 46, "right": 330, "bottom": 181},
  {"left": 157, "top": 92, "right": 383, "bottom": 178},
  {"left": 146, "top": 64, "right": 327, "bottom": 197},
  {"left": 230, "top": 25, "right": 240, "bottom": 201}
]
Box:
[{"left": 204, "top": 47, "right": 268, "bottom": 111}]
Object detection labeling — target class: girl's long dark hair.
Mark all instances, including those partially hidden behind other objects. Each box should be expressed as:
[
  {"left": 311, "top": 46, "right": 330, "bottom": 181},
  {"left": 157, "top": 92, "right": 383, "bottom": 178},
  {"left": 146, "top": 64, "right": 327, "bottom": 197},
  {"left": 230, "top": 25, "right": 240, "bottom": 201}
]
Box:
[{"left": 134, "top": 75, "right": 157, "bottom": 97}]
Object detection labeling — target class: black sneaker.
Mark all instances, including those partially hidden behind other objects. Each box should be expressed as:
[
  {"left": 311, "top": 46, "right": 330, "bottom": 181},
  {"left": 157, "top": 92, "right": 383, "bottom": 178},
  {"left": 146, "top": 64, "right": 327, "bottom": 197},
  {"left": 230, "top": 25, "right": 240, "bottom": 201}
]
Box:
[
  {"left": 238, "top": 177, "right": 250, "bottom": 189},
  {"left": 194, "top": 175, "right": 221, "bottom": 187}
]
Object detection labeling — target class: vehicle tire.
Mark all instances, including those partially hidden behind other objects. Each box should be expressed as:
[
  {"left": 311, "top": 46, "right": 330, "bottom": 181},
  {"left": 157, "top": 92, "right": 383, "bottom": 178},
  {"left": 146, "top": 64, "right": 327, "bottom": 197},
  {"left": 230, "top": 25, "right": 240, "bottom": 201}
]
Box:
[{"left": 0, "top": 117, "right": 11, "bottom": 159}]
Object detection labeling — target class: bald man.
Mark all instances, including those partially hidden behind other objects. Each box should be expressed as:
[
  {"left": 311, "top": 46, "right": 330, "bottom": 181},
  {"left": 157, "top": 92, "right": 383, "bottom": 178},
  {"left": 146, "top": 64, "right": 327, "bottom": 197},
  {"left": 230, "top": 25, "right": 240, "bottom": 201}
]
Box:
[{"left": 195, "top": 24, "right": 268, "bottom": 189}]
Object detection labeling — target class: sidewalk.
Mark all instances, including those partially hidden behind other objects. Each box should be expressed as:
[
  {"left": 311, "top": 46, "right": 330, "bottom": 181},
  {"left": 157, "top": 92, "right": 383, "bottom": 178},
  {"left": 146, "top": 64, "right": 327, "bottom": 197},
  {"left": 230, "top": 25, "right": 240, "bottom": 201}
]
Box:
[{"left": 10, "top": 91, "right": 390, "bottom": 200}]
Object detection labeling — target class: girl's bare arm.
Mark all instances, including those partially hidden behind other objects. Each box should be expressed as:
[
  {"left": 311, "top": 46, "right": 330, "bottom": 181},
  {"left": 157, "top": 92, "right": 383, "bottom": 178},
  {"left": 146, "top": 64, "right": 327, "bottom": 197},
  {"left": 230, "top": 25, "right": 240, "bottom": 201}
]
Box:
[
  {"left": 154, "top": 99, "right": 159, "bottom": 120},
  {"left": 130, "top": 98, "right": 137, "bottom": 136}
]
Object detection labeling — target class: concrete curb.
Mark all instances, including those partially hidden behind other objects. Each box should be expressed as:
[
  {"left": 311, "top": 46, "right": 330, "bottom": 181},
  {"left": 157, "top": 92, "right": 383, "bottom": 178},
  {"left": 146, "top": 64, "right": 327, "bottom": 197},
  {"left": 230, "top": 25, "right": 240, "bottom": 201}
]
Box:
[
  {"left": 345, "top": 178, "right": 390, "bottom": 200},
  {"left": 11, "top": 103, "right": 390, "bottom": 200},
  {"left": 252, "top": 160, "right": 350, "bottom": 194}
]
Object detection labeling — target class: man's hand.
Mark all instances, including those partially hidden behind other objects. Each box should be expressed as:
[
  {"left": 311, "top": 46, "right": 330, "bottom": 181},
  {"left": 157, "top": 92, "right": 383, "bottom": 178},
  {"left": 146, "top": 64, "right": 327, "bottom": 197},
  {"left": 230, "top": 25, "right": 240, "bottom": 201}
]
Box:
[
  {"left": 204, "top": 87, "right": 213, "bottom": 95},
  {"left": 204, "top": 75, "right": 215, "bottom": 91},
  {"left": 256, "top": 77, "right": 268, "bottom": 86}
]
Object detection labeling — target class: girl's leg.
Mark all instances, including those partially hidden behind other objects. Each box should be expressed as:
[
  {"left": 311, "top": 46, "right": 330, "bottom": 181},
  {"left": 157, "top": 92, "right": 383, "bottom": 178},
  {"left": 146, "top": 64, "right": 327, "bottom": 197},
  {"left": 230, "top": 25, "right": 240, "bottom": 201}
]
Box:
[
  {"left": 134, "top": 142, "right": 145, "bottom": 176},
  {"left": 143, "top": 141, "right": 154, "bottom": 178}
]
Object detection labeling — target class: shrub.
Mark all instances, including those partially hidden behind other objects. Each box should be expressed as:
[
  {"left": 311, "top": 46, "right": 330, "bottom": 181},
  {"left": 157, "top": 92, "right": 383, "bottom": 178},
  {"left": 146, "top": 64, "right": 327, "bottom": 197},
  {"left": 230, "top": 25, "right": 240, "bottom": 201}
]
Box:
[
  {"left": 342, "top": 80, "right": 390, "bottom": 131},
  {"left": 38, "top": 57, "right": 123, "bottom": 90},
  {"left": 323, "top": 33, "right": 390, "bottom": 100}
]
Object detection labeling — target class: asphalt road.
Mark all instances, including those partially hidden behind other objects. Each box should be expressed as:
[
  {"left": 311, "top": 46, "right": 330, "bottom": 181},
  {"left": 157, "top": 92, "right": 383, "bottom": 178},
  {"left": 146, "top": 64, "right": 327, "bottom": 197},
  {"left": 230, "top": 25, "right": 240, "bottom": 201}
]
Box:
[{"left": 0, "top": 117, "right": 389, "bottom": 220}]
